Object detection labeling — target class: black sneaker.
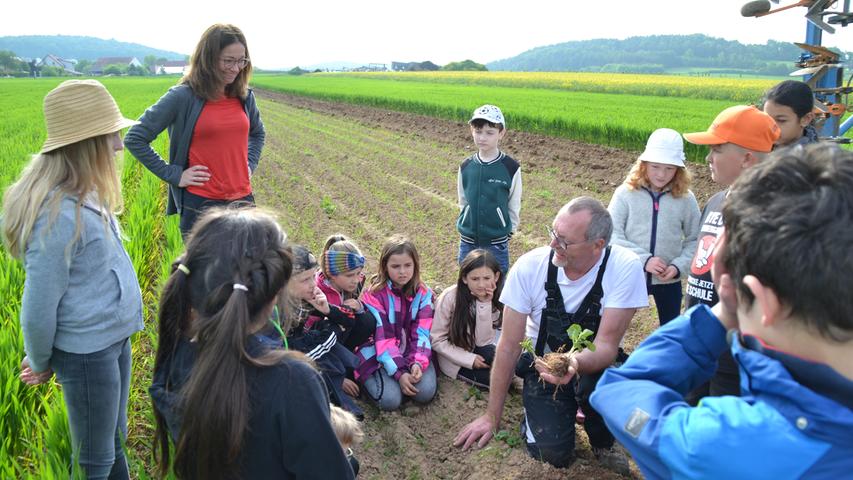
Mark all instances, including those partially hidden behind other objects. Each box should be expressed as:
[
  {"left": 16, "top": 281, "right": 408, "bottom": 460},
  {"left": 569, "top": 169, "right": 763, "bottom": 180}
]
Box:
[{"left": 592, "top": 445, "right": 630, "bottom": 476}]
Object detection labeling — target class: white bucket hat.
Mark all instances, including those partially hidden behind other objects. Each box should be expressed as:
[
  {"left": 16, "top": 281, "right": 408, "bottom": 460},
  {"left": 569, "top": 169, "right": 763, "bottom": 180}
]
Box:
[
  {"left": 40, "top": 79, "right": 138, "bottom": 154},
  {"left": 638, "top": 128, "right": 685, "bottom": 167},
  {"left": 469, "top": 104, "right": 505, "bottom": 128}
]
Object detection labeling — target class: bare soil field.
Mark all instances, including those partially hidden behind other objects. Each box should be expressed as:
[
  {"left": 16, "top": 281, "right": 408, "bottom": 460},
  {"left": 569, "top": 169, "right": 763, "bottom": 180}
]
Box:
[{"left": 251, "top": 90, "right": 720, "bottom": 479}]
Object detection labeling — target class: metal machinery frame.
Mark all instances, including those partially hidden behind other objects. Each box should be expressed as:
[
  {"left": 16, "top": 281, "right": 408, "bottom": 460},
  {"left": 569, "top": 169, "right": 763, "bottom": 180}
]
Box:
[{"left": 744, "top": 0, "right": 853, "bottom": 141}]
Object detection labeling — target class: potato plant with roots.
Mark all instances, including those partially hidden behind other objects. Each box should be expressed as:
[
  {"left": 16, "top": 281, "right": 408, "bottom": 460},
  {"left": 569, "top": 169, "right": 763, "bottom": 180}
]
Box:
[{"left": 520, "top": 323, "right": 596, "bottom": 379}]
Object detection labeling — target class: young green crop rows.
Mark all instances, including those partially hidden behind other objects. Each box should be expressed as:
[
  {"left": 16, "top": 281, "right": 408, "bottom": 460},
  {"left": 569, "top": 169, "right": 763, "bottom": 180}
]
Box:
[{"left": 252, "top": 73, "right": 757, "bottom": 162}]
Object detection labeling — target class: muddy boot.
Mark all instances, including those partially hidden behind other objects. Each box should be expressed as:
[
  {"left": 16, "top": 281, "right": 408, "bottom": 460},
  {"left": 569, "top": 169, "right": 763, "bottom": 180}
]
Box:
[{"left": 592, "top": 445, "right": 630, "bottom": 477}]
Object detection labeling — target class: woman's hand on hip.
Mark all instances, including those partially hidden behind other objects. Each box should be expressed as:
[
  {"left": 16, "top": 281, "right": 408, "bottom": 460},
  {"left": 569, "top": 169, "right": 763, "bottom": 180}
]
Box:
[{"left": 179, "top": 165, "right": 211, "bottom": 187}]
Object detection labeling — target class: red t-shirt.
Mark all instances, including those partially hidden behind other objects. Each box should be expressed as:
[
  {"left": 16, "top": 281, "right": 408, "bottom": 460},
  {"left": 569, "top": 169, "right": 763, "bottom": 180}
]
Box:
[{"left": 187, "top": 96, "right": 252, "bottom": 200}]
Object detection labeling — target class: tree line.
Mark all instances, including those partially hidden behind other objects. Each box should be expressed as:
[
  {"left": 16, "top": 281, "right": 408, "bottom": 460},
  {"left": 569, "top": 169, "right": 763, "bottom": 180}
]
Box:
[{"left": 487, "top": 34, "right": 847, "bottom": 75}]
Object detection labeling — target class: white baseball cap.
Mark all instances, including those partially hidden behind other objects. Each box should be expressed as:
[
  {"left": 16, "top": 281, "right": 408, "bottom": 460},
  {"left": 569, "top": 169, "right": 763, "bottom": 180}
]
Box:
[
  {"left": 639, "top": 128, "right": 686, "bottom": 167},
  {"left": 469, "top": 104, "right": 505, "bottom": 128}
]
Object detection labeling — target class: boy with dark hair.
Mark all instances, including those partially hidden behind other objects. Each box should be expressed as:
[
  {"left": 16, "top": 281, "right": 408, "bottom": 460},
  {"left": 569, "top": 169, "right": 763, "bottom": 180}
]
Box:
[
  {"left": 457, "top": 104, "right": 522, "bottom": 273},
  {"left": 590, "top": 144, "right": 853, "bottom": 478}
]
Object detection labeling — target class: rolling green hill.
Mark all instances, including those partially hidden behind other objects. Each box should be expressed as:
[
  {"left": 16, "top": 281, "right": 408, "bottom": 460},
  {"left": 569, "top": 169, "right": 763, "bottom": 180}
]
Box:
[
  {"left": 0, "top": 35, "right": 185, "bottom": 61},
  {"left": 487, "top": 34, "right": 848, "bottom": 75}
]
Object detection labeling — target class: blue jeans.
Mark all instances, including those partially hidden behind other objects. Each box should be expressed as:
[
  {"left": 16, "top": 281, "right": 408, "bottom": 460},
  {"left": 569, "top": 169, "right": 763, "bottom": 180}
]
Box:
[
  {"left": 363, "top": 363, "right": 437, "bottom": 411},
  {"left": 458, "top": 240, "right": 510, "bottom": 273},
  {"left": 51, "top": 338, "right": 132, "bottom": 480},
  {"left": 648, "top": 282, "right": 683, "bottom": 326}
]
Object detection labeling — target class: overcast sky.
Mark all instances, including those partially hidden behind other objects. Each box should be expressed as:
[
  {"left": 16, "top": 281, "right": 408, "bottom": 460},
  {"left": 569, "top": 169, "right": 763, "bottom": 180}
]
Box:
[{"left": 5, "top": 0, "right": 853, "bottom": 69}]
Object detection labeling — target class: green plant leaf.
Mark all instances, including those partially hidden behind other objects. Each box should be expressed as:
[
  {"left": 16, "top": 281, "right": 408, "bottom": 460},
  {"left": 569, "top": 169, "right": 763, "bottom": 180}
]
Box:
[
  {"left": 567, "top": 323, "right": 581, "bottom": 344},
  {"left": 519, "top": 337, "right": 536, "bottom": 356}
]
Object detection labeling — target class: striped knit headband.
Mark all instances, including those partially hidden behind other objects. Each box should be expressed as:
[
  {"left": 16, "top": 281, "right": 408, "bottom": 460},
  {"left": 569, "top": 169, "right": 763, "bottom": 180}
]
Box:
[{"left": 324, "top": 250, "right": 365, "bottom": 276}]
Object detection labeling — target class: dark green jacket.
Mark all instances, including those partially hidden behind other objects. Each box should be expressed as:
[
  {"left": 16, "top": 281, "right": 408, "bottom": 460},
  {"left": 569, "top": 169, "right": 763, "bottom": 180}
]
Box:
[{"left": 456, "top": 152, "right": 521, "bottom": 245}]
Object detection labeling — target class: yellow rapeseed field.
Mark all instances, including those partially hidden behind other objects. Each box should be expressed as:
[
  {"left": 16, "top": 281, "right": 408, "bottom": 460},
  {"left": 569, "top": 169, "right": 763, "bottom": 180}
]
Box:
[{"left": 331, "top": 71, "right": 779, "bottom": 102}]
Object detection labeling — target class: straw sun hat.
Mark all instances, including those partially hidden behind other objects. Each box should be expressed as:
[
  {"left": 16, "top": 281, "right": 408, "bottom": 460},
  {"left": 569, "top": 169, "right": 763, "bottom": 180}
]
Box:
[{"left": 40, "top": 79, "right": 138, "bottom": 154}]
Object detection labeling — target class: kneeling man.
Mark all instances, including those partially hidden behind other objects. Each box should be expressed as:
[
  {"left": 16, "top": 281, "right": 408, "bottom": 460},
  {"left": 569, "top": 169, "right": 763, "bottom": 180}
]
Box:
[{"left": 454, "top": 197, "right": 648, "bottom": 473}]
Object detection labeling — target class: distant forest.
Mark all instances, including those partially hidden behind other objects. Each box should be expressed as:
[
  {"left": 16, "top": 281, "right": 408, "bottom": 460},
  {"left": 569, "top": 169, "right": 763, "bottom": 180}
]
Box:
[
  {"left": 0, "top": 35, "right": 184, "bottom": 61},
  {"left": 487, "top": 34, "right": 849, "bottom": 75}
]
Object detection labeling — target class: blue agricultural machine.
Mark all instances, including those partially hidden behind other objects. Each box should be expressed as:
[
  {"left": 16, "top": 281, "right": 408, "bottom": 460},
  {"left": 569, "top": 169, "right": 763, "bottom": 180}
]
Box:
[{"left": 742, "top": 0, "right": 853, "bottom": 142}]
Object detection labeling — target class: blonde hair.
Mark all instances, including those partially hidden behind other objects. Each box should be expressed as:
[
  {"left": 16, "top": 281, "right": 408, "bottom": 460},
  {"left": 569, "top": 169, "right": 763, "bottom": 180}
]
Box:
[
  {"left": 368, "top": 234, "right": 422, "bottom": 298},
  {"left": 2, "top": 134, "right": 122, "bottom": 259},
  {"left": 329, "top": 405, "right": 363, "bottom": 449},
  {"left": 182, "top": 24, "right": 252, "bottom": 101},
  {"left": 623, "top": 158, "right": 691, "bottom": 197}
]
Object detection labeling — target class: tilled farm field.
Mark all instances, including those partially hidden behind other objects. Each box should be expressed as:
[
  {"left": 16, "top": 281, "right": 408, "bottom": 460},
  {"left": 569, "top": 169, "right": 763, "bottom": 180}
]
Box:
[{"left": 251, "top": 90, "right": 719, "bottom": 480}]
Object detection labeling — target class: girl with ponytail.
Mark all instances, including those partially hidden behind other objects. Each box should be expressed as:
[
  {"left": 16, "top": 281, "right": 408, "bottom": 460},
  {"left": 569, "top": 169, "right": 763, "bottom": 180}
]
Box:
[{"left": 150, "top": 207, "right": 353, "bottom": 479}]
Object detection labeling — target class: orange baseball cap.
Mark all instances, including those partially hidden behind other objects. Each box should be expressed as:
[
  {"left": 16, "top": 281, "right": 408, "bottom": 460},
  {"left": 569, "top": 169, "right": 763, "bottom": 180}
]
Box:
[{"left": 683, "top": 105, "right": 780, "bottom": 153}]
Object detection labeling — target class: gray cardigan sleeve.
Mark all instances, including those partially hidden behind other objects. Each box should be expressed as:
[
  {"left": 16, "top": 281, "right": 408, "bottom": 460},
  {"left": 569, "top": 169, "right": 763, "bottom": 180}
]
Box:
[
  {"left": 608, "top": 186, "right": 653, "bottom": 265},
  {"left": 20, "top": 211, "right": 75, "bottom": 372},
  {"left": 670, "top": 191, "right": 702, "bottom": 277},
  {"left": 245, "top": 90, "right": 265, "bottom": 173},
  {"left": 124, "top": 88, "right": 185, "bottom": 186}
]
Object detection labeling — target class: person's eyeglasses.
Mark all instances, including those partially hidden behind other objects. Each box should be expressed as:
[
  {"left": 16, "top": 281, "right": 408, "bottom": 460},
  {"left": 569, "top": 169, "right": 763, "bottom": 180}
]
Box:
[
  {"left": 221, "top": 57, "right": 250, "bottom": 69},
  {"left": 546, "top": 225, "right": 588, "bottom": 250}
]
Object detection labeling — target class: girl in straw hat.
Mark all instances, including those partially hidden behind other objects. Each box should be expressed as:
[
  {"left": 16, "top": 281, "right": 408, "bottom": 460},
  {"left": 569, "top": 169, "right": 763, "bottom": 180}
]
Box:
[
  {"left": 2, "top": 79, "right": 143, "bottom": 479},
  {"left": 124, "top": 23, "right": 265, "bottom": 237}
]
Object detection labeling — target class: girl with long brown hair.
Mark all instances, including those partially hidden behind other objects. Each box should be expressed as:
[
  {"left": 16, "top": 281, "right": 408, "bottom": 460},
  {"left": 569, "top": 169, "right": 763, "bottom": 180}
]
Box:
[
  {"left": 124, "top": 23, "right": 265, "bottom": 237},
  {"left": 354, "top": 235, "right": 437, "bottom": 411},
  {"left": 431, "top": 249, "right": 503, "bottom": 388},
  {"left": 149, "top": 208, "right": 353, "bottom": 479}
]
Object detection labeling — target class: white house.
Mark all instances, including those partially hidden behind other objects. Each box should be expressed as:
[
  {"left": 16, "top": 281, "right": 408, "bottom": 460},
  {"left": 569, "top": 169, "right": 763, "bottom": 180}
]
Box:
[
  {"left": 91, "top": 56, "right": 143, "bottom": 74},
  {"left": 38, "top": 54, "right": 79, "bottom": 74},
  {"left": 153, "top": 60, "right": 188, "bottom": 75}
]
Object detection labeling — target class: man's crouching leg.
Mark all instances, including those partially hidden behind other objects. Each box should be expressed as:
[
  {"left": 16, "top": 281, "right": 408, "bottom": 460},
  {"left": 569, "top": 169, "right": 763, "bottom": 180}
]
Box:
[
  {"left": 577, "top": 371, "right": 630, "bottom": 476},
  {"left": 520, "top": 371, "right": 577, "bottom": 468}
]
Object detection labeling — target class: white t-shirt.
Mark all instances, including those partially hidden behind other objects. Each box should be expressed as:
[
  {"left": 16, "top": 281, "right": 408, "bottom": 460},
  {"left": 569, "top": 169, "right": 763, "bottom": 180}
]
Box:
[{"left": 500, "top": 246, "right": 648, "bottom": 344}]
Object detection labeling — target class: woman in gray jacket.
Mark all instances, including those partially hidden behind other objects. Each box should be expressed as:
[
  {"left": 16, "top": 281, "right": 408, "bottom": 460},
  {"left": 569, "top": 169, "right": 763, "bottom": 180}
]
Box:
[
  {"left": 124, "top": 23, "right": 265, "bottom": 237},
  {"left": 3, "top": 80, "right": 143, "bottom": 479},
  {"left": 607, "top": 128, "right": 701, "bottom": 325}
]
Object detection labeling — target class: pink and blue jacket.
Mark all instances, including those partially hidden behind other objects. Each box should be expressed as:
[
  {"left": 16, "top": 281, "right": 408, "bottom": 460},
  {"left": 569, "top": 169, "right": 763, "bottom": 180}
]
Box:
[{"left": 355, "top": 281, "right": 434, "bottom": 381}]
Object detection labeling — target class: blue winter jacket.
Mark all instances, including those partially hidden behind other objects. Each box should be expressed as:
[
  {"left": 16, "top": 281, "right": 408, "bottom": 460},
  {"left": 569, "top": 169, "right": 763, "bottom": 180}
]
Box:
[{"left": 590, "top": 305, "right": 853, "bottom": 479}]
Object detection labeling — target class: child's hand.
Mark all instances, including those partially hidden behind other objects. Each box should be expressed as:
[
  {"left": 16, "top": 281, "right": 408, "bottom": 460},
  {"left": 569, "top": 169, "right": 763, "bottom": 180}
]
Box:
[
  {"left": 20, "top": 356, "right": 53, "bottom": 386},
  {"left": 710, "top": 232, "right": 739, "bottom": 331},
  {"left": 342, "top": 298, "right": 362, "bottom": 312},
  {"left": 657, "top": 265, "right": 679, "bottom": 281},
  {"left": 410, "top": 363, "right": 423, "bottom": 382},
  {"left": 342, "top": 378, "right": 360, "bottom": 398},
  {"left": 645, "top": 256, "right": 667, "bottom": 276},
  {"left": 399, "top": 373, "right": 419, "bottom": 396},
  {"left": 482, "top": 281, "right": 496, "bottom": 302},
  {"left": 472, "top": 355, "right": 490, "bottom": 369},
  {"left": 307, "top": 287, "right": 330, "bottom": 315}
]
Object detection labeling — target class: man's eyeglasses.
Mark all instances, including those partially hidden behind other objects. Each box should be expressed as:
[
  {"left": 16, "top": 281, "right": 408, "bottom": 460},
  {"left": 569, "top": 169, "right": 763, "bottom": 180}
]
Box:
[
  {"left": 546, "top": 225, "right": 588, "bottom": 250},
  {"left": 221, "top": 57, "right": 250, "bottom": 69}
]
